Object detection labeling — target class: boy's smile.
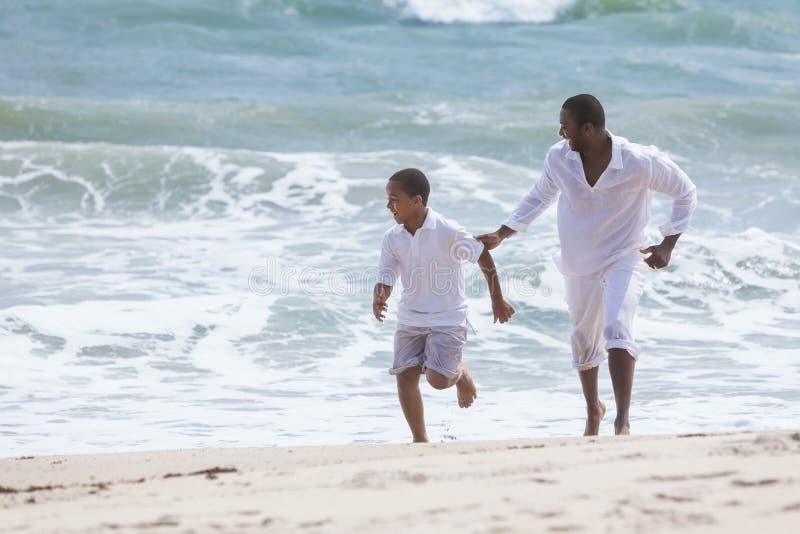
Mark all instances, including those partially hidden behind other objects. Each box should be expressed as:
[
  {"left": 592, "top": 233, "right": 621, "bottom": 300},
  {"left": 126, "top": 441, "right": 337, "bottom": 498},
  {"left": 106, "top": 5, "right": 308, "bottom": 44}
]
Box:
[{"left": 385, "top": 181, "right": 421, "bottom": 226}]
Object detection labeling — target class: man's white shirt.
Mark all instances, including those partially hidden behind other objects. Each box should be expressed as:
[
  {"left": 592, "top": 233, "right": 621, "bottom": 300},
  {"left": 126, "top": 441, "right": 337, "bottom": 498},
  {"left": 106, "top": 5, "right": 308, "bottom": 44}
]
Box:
[
  {"left": 503, "top": 133, "right": 697, "bottom": 277},
  {"left": 377, "top": 208, "right": 484, "bottom": 327}
]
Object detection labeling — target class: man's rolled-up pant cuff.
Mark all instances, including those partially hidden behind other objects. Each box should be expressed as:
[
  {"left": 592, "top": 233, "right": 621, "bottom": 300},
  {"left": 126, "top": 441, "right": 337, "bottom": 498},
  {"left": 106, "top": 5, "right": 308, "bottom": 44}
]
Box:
[
  {"left": 572, "top": 351, "right": 606, "bottom": 371},
  {"left": 605, "top": 339, "right": 640, "bottom": 360}
]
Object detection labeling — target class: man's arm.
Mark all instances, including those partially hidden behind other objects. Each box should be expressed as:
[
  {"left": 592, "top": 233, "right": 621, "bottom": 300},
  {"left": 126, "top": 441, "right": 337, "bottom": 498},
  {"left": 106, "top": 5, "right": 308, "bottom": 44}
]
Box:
[
  {"left": 475, "top": 225, "right": 517, "bottom": 251},
  {"left": 373, "top": 283, "right": 392, "bottom": 322},
  {"left": 477, "top": 247, "right": 514, "bottom": 324},
  {"left": 641, "top": 150, "right": 697, "bottom": 269},
  {"left": 476, "top": 162, "right": 559, "bottom": 250}
]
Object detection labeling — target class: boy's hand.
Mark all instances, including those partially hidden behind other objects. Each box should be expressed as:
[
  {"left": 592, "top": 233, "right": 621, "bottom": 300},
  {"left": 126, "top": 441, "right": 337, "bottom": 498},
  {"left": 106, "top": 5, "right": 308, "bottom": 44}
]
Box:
[
  {"left": 373, "top": 284, "right": 390, "bottom": 322},
  {"left": 373, "top": 298, "right": 388, "bottom": 322},
  {"left": 491, "top": 296, "right": 515, "bottom": 324},
  {"left": 474, "top": 232, "right": 502, "bottom": 251}
]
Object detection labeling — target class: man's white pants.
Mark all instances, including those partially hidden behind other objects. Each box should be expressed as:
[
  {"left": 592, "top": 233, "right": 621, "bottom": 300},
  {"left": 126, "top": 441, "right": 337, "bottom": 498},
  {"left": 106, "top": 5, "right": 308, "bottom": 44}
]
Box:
[{"left": 564, "top": 252, "right": 648, "bottom": 371}]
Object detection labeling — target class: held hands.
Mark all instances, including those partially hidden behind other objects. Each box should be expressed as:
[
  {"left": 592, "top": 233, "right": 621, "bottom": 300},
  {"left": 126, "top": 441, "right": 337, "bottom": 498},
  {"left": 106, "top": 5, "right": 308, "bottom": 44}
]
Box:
[
  {"left": 475, "top": 225, "right": 516, "bottom": 251},
  {"left": 474, "top": 232, "right": 502, "bottom": 251},
  {"left": 491, "top": 295, "right": 515, "bottom": 324},
  {"left": 640, "top": 237, "right": 678, "bottom": 270}
]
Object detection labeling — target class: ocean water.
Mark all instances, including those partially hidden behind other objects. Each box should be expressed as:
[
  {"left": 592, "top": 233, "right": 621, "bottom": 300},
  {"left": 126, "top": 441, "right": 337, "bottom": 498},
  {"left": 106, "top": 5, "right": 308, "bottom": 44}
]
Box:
[{"left": 1, "top": 0, "right": 798, "bottom": 456}]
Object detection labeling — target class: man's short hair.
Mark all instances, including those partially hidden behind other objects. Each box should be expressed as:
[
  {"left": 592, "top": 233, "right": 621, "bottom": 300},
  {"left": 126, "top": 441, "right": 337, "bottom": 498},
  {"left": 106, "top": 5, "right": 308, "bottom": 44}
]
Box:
[
  {"left": 562, "top": 94, "right": 605, "bottom": 129},
  {"left": 389, "top": 168, "right": 430, "bottom": 206}
]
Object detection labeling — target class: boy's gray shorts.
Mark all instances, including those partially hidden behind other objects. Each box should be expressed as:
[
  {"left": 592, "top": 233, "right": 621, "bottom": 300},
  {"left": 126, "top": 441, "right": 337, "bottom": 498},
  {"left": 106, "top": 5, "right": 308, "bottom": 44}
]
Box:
[{"left": 390, "top": 324, "right": 468, "bottom": 379}]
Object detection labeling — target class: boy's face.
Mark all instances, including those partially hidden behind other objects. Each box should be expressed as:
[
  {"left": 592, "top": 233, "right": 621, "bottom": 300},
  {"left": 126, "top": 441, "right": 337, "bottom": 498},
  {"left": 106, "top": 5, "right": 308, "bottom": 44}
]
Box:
[{"left": 385, "top": 181, "right": 422, "bottom": 224}]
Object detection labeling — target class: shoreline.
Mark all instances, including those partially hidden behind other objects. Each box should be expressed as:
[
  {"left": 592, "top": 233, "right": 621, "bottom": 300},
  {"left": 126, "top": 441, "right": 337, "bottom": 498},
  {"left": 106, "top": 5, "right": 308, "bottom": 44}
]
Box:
[{"left": 2, "top": 431, "right": 799, "bottom": 532}]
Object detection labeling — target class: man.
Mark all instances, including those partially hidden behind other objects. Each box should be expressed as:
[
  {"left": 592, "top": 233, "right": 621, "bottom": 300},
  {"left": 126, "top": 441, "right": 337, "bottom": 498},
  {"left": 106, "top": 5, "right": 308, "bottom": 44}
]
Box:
[{"left": 476, "top": 94, "right": 697, "bottom": 436}]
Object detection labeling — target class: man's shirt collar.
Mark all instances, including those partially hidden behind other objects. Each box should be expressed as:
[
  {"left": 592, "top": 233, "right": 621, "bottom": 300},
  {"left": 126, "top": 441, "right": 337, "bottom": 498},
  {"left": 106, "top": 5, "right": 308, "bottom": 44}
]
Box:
[{"left": 565, "top": 131, "right": 624, "bottom": 170}]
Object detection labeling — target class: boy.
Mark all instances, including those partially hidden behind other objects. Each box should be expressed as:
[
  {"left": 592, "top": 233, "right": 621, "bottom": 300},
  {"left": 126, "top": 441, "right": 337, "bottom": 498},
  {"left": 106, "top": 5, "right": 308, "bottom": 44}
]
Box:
[{"left": 373, "top": 168, "right": 514, "bottom": 443}]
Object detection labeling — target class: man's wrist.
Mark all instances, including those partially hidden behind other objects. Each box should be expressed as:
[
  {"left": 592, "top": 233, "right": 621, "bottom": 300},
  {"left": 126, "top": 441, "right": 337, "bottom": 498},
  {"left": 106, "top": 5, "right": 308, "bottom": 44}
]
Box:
[
  {"left": 662, "top": 234, "right": 680, "bottom": 249},
  {"left": 498, "top": 225, "right": 516, "bottom": 241}
]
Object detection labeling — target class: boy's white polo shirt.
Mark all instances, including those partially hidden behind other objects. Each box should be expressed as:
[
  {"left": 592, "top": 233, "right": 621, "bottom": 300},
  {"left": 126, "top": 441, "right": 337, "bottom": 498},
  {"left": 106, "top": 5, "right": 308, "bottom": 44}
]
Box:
[{"left": 377, "top": 207, "right": 484, "bottom": 328}]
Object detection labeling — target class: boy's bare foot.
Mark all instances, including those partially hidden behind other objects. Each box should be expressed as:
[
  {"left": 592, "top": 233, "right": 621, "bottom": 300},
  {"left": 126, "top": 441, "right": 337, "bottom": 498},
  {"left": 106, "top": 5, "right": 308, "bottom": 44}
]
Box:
[
  {"left": 583, "top": 401, "right": 606, "bottom": 436},
  {"left": 455, "top": 363, "right": 477, "bottom": 408}
]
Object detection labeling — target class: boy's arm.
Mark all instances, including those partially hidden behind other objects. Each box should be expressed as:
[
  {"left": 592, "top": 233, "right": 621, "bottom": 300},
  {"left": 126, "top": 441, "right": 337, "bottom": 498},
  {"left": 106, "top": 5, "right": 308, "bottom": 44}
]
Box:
[
  {"left": 374, "top": 233, "right": 398, "bottom": 322},
  {"left": 373, "top": 283, "right": 393, "bottom": 322},
  {"left": 477, "top": 247, "right": 514, "bottom": 324}
]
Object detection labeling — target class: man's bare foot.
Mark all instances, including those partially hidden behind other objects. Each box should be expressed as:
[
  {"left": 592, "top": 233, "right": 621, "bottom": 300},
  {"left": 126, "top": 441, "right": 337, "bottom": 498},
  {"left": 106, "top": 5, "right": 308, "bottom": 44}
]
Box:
[
  {"left": 455, "top": 363, "right": 477, "bottom": 408},
  {"left": 614, "top": 419, "right": 630, "bottom": 435},
  {"left": 583, "top": 401, "right": 606, "bottom": 436}
]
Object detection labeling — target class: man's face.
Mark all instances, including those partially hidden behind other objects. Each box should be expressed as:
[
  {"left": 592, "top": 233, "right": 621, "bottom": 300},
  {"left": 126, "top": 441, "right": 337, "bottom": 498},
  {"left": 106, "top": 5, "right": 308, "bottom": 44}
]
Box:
[
  {"left": 385, "top": 181, "right": 421, "bottom": 224},
  {"left": 559, "top": 108, "right": 586, "bottom": 152}
]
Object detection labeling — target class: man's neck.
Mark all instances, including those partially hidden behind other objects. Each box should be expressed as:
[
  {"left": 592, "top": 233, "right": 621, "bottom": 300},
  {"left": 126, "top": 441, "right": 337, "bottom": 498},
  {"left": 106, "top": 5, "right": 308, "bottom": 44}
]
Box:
[
  {"left": 580, "top": 130, "right": 612, "bottom": 162},
  {"left": 404, "top": 207, "right": 429, "bottom": 235}
]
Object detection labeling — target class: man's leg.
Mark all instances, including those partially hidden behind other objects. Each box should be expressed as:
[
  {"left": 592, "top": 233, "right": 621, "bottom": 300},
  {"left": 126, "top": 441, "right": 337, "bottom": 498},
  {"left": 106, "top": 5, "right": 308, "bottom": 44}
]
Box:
[
  {"left": 608, "top": 349, "right": 634, "bottom": 435},
  {"left": 602, "top": 255, "right": 647, "bottom": 436},
  {"left": 565, "top": 272, "right": 606, "bottom": 436},
  {"left": 579, "top": 366, "right": 606, "bottom": 436},
  {"left": 396, "top": 366, "right": 428, "bottom": 442}
]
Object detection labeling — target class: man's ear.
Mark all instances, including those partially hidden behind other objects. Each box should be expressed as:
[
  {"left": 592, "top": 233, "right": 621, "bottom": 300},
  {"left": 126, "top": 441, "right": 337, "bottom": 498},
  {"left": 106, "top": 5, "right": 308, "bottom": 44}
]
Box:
[
  {"left": 582, "top": 122, "right": 594, "bottom": 136},
  {"left": 413, "top": 194, "right": 423, "bottom": 207}
]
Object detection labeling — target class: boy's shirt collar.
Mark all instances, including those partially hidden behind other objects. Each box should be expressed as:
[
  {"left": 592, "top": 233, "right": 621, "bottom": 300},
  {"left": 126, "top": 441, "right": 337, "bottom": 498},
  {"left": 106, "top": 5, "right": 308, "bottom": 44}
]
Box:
[{"left": 391, "top": 207, "right": 439, "bottom": 234}]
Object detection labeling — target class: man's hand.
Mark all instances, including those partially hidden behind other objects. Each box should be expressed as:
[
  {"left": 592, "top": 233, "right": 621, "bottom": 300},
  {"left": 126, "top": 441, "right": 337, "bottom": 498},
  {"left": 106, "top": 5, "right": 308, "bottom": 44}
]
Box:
[
  {"left": 475, "top": 231, "right": 502, "bottom": 251},
  {"left": 492, "top": 296, "right": 515, "bottom": 324},
  {"left": 373, "top": 283, "right": 391, "bottom": 322},
  {"left": 475, "top": 225, "right": 516, "bottom": 251},
  {"left": 640, "top": 234, "right": 680, "bottom": 270}
]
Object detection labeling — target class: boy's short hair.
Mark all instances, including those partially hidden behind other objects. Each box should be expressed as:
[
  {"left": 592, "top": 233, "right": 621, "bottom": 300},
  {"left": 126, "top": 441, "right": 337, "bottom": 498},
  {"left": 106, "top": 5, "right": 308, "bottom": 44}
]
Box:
[
  {"left": 562, "top": 94, "right": 605, "bottom": 129},
  {"left": 389, "top": 168, "right": 430, "bottom": 206}
]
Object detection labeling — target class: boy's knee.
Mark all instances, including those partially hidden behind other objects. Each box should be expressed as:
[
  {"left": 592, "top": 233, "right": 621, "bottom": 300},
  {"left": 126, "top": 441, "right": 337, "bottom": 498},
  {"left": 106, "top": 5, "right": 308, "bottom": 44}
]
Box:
[
  {"left": 396, "top": 366, "right": 422, "bottom": 384},
  {"left": 425, "top": 370, "right": 453, "bottom": 390}
]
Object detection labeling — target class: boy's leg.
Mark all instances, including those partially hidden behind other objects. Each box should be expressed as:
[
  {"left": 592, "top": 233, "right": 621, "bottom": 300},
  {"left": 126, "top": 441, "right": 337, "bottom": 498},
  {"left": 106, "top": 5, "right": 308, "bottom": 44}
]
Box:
[
  {"left": 454, "top": 362, "right": 477, "bottom": 409},
  {"left": 424, "top": 368, "right": 458, "bottom": 390},
  {"left": 391, "top": 326, "right": 428, "bottom": 442},
  {"left": 424, "top": 363, "right": 476, "bottom": 408},
  {"left": 396, "top": 366, "right": 428, "bottom": 443},
  {"left": 422, "top": 325, "right": 475, "bottom": 408}
]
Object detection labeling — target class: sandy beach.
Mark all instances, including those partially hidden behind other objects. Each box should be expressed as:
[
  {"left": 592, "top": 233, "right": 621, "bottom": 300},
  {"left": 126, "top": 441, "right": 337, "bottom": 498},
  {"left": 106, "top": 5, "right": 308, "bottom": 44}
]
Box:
[{"left": 2, "top": 430, "right": 799, "bottom": 533}]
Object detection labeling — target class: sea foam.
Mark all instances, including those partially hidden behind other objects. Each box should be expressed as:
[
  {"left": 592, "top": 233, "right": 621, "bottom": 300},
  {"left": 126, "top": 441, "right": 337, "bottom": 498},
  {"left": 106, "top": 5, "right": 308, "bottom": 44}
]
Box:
[{"left": 384, "top": 0, "right": 574, "bottom": 23}]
